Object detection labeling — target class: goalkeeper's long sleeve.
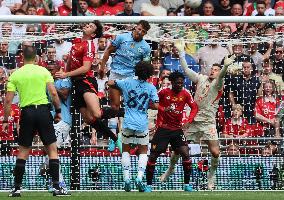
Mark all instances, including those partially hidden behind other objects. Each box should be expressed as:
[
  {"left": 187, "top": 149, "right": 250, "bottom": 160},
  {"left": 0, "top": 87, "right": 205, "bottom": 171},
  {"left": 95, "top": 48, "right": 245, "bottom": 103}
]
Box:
[{"left": 178, "top": 51, "right": 199, "bottom": 84}]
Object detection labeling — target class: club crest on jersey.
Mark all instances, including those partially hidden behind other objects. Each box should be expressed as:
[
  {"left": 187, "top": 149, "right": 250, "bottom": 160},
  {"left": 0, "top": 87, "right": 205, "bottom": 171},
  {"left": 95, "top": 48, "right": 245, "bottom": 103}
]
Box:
[
  {"left": 166, "top": 96, "right": 170, "bottom": 100},
  {"left": 130, "top": 43, "right": 135, "bottom": 48},
  {"left": 152, "top": 144, "right": 157, "bottom": 150}
]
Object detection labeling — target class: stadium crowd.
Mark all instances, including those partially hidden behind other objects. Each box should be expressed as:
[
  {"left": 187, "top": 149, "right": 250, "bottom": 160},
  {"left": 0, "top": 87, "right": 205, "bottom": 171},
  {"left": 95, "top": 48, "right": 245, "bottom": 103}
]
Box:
[{"left": 0, "top": 0, "right": 284, "bottom": 159}]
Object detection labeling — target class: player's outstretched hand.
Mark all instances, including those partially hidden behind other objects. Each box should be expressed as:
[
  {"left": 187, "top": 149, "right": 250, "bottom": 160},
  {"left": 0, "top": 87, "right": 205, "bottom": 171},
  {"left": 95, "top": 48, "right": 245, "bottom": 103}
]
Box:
[
  {"left": 224, "top": 54, "right": 236, "bottom": 67},
  {"left": 55, "top": 71, "right": 68, "bottom": 79},
  {"left": 174, "top": 39, "right": 185, "bottom": 53}
]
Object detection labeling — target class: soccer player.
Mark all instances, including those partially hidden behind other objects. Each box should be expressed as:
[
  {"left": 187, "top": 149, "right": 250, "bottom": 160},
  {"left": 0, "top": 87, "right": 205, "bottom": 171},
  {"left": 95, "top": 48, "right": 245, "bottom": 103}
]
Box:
[
  {"left": 107, "top": 61, "right": 159, "bottom": 192},
  {"left": 55, "top": 21, "right": 122, "bottom": 152},
  {"left": 144, "top": 71, "right": 198, "bottom": 192},
  {"left": 100, "top": 20, "right": 151, "bottom": 150},
  {"left": 159, "top": 40, "right": 236, "bottom": 190},
  {"left": 3, "top": 46, "right": 64, "bottom": 197},
  {"left": 100, "top": 20, "right": 151, "bottom": 112},
  {"left": 43, "top": 62, "right": 72, "bottom": 193}
]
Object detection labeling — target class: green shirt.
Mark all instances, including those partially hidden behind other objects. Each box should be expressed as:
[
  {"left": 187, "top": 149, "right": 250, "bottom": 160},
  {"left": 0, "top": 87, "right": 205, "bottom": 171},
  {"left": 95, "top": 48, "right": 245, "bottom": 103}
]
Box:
[{"left": 7, "top": 64, "right": 54, "bottom": 108}]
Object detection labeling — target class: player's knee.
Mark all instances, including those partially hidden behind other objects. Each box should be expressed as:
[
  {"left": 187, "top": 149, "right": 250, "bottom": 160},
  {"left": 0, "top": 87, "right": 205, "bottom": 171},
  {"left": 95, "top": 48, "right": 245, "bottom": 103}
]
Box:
[{"left": 211, "top": 150, "right": 220, "bottom": 158}]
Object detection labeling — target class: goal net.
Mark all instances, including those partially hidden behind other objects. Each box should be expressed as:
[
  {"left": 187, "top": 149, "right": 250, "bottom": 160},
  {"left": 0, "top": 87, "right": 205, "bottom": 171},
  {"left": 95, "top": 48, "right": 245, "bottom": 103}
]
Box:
[{"left": 0, "top": 16, "right": 284, "bottom": 191}]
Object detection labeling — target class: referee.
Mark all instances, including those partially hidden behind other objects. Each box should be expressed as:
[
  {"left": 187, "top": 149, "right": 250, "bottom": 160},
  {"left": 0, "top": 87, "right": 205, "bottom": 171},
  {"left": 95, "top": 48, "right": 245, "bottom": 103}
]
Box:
[{"left": 2, "top": 46, "right": 66, "bottom": 197}]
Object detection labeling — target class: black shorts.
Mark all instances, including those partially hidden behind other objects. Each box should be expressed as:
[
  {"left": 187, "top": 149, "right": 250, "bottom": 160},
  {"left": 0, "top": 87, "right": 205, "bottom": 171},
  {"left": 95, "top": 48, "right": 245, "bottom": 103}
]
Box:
[
  {"left": 150, "top": 127, "right": 187, "bottom": 153},
  {"left": 72, "top": 77, "right": 98, "bottom": 109},
  {"left": 18, "top": 104, "right": 56, "bottom": 147}
]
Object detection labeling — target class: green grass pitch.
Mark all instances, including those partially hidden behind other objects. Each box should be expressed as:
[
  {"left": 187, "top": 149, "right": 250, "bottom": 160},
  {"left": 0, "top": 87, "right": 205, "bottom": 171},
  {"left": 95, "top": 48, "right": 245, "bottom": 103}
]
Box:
[{"left": 1, "top": 191, "right": 284, "bottom": 200}]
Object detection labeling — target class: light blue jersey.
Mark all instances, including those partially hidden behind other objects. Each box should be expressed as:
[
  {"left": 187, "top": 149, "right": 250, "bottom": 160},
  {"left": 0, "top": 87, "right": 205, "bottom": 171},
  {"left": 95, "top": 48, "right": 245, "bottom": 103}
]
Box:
[
  {"left": 111, "top": 32, "right": 151, "bottom": 77},
  {"left": 116, "top": 79, "right": 159, "bottom": 132},
  {"left": 50, "top": 78, "right": 72, "bottom": 125}
]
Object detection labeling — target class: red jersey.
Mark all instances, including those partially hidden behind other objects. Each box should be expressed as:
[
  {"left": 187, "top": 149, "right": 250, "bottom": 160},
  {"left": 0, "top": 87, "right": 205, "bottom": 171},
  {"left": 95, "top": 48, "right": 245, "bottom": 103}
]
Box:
[
  {"left": 40, "top": 60, "right": 65, "bottom": 70},
  {"left": 69, "top": 38, "right": 95, "bottom": 77},
  {"left": 255, "top": 97, "right": 280, "bottom": 127},
  {"left": 0, "top": 104, "right": 20, "bottom": 141},
  {"left": 102, "top": 2, "right": 124, "bottom": 15},
  {"left": 58, "top": 5, "right": 71, "bottom": 16},
  {"left": 156, "top": 88, "right": 198, "bottom": 130},
  {"left": 223, "top": 118, "right": 250, "bottom": 137}
]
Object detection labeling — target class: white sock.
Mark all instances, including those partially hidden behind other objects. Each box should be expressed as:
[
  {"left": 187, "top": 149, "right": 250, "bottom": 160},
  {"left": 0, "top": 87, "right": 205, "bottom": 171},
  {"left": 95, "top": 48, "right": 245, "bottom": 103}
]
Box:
[
  {"left": 121, "top": 152, "right": 131, "bottom": 181},
  {"left": 45, "top": 156, "right": 49, "bottom": 165},
  {"left": 137, "top": 154, "right": 148, "bottom": 180},
  {"left": 59, "top": 169, "right": 64, "bottom": 183},
  {"left": 209, "top": 156, "right": 219, "bottom": 177},
  {"left": 169, "top": 152, "right": 180, "bottom": 170}
]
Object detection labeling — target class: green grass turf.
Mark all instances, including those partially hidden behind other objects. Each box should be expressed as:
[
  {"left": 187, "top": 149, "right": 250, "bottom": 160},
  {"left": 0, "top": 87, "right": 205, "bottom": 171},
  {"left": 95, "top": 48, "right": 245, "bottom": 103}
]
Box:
[{"left": 1, "top": 191, "right": 284, "bottom": 200}]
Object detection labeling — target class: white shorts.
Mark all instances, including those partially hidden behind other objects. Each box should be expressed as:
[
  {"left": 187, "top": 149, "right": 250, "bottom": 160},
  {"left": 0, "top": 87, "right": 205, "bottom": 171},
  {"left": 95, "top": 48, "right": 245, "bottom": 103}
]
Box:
[
  {"left": 121, "top": 128, "right": 149, "bottom": 145},
  {"left": 54, "top": 121, "right": 71, "bottom": 147},
  {"left": 109, "top": 71, "right": 130, "bottom": 81},
  {"left": 184, "top": 121, "right": 218, "bottom": 142}
]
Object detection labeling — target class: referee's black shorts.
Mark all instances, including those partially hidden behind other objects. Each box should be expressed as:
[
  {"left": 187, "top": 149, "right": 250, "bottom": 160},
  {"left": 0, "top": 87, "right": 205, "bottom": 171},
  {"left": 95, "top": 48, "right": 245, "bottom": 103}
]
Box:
[
  {"left": 150, "top": 127, "right": 188, "bottom": 153},
  {"left": 72, "top": 76, "right": 98, "bottom": 110},
  {"left": 18, "top": 104, "right": 56, "bottom": 147}
]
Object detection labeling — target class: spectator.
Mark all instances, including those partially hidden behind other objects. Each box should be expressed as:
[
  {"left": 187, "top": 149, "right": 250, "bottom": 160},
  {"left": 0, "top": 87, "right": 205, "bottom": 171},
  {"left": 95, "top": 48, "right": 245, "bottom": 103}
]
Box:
[
  {"left": 141, "top": 0, "right": 167, "bottom": 16},
  {"left": 260, "top": 59, "right": 284, "bottom": 95},
  {"left": 58, "top": 0, "right": 72, "bottom": 16},
  {"left": 117, "top": 0, "right": 140, "bottom": 16},
  {"left": 159, "top": 0, "right": 184, "bottom": 10},
  {"left": 78, "top": 0, "right": 96, "bottom": 16},
  {"left": 39, "top": 46, "right": 65, "bottom": 70},
  {"left": 52, "top": 39, "right": 72, "bottom": 62},
  {"left": 0, "top": 0, "right": 11, "bottom": 15},
  {"left": 177, "top": 0, "right": 193, "bottom": 16},
  {"left": 226, "top": 142, "right": 240, "bottom": 156},
  {"left": 222, "top": 104, "right": 250, "bottom": 139},
  {"left": 255, "top": 80, "right": 281, "bottom": 138},
  {"left": 275, "top": 6, "right": 284, "bottom": 15},
  {"left": 201, "top": 0, "right": 215, "bottom": 16},
  {"left": 0, "top": 90, "right": 20, "bottom": 156},
  {"left": 252, "top": 0, "right": 275, "bottom": 16},
  {"left": 102, "top": 0, "right": 124, "bottom": 15},
  {"left": 229, "top": 61, "right": 261, "bottom": 124},
  {"left": 231, "top": 3, "right": 243, "bottom": 16},
  {"left": 166, "top": 7, "right": 177, "bottom": 16},
  {"left": 244, "top": 41, "right": 264, "bottom": 73},
  {"left": 215, "top": 0, "right": 231, "bottom": 16},
  {"left": 0, "top": 41, "right": 17, "bottom": 70},
  {"left": 195, "top": 31, "right": 230, "bottom": 76},
  {"left": 271, "top": 44, "right": 284, "bottom": 75},
  {"left": 0, "top": 22, "right": 12, "bottom": 38}
]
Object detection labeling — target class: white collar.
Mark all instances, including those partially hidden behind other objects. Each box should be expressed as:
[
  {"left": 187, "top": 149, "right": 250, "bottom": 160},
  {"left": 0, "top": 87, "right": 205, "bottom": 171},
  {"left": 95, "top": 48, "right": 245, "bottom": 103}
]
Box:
[
  {"left": 264, "top": 96, "right": 276, "bottom": 103},
  {"left": 231, "top": 118, "right": 243, "bottom": 125}
]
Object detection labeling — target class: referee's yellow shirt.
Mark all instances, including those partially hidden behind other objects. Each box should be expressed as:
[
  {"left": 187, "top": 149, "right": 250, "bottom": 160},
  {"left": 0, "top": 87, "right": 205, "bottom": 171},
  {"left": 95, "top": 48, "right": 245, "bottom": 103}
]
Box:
[{"left": 7, "top": 64, "right": 54, "bottom": 108}]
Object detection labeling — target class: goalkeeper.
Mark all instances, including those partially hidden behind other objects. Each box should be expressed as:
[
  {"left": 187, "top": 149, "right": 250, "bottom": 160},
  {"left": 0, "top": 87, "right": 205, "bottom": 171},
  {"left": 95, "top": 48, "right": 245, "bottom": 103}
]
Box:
[{"left": 159, "top": 40, "right": 236, "bottom": 190}]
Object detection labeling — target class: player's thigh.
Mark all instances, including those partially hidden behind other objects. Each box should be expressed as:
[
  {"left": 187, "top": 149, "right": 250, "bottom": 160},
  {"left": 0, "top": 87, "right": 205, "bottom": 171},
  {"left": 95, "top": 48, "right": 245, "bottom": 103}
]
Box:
[
  {"left": 83, "top": 92, "right": 101, "bottom": 119},
  {"left": 35, "top": 107, "right": 57, "bottom": 146},
  {"left": 207, "top": 140, "right": 220, "bottom": 156},
  {"left": 184, "top": 122, "right": 202, "bottom": 142},
  {"left": 169, "top": 129, "right": 188, "bottom": 152},
  {"left": 54, "top": 121, "right": 71, "bottom": 147},
  {"left": 18, "top": 108, "right": 36, "bottom": 147},
  {"left": 150, "top": 127, "right": 171, "bottom": 153},
  {"left": 200, "top": 124, "right": 219, "bottom": 141}
]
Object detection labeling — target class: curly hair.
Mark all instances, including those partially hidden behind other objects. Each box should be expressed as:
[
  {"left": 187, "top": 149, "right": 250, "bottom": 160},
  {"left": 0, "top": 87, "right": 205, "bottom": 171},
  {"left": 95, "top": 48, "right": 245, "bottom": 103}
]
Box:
[
  {"left": 93, "top": 20, "right": 103, "bottom": 38},
  {"left": 168, "top": 71, "right": 185, "bottom": 82},
  {"left": 135, "top": 61, "right": 154, "bottom": 81}
]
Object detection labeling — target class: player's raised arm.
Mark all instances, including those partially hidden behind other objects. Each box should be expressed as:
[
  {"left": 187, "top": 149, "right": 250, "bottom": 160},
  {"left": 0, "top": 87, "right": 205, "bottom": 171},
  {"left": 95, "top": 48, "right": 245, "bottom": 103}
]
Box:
[
  {"left": 174, "top": 40, "right": 199, "bottom": 83},
  {"left": 215, "top": 55, "right": 236, "bottom": 90}
]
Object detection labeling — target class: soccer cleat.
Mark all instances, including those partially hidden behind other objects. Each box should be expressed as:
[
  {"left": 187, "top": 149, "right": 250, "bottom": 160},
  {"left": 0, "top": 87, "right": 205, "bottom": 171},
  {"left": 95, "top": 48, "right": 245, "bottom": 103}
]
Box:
[
  {"left": 124, "top": 180, "right": 131, "bottom": 192},
  {"left": 107, "top": 139, "right": 116, "bottom": 152},
  {"left": 144, "top": 185, "right": 152, "bottom": 193},
  {"left": 135, "top": 178, "right": 145, "bottom": 192},
  {"left": 47, "top": 185, "right": 54, "bottom": 193},
  {"left": 184, "top": 184, "right": 193, "bottom": 192},
  {"left": 8, "top": 187, "right": 21, "bottom": 197},
  {"left": 159, "top": 168, "right": 175, "bottom": 182},
  {"left": 207, "top": 174, "right": 216, "bottom": 190},
  {"left": 53, "top": 187, "right": 71, "bottom": 196}
]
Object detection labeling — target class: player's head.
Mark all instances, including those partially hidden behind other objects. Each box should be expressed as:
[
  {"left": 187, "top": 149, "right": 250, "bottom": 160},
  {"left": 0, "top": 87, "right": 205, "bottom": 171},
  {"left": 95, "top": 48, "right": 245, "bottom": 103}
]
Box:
[
  {"left": 135, "top": 61, "right": 154, "bottom": 81},
  {"left": 82, "top": 20, "right": 103, "bottom": 38},
  {"left": 46, "top": 61, "right": 61, "bottom": 77},
  {"left": 23, "top": 45, "right": 36, "bottom": 62},
  {"left": 168, "top": 71, "right": 184, "bottom": 92},
  {"left": 132, "top": 20, "right": 150, "bottom": 42},
  {"left": 209, "top": 63, "right": 222, "bottom": 80}
]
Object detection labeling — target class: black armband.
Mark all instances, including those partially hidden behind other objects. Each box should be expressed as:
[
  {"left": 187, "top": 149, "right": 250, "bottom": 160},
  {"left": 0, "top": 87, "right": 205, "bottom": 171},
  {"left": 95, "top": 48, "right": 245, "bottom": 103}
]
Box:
[{"left": 55, "top": 108, "right": 61, "bottom": 114}]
